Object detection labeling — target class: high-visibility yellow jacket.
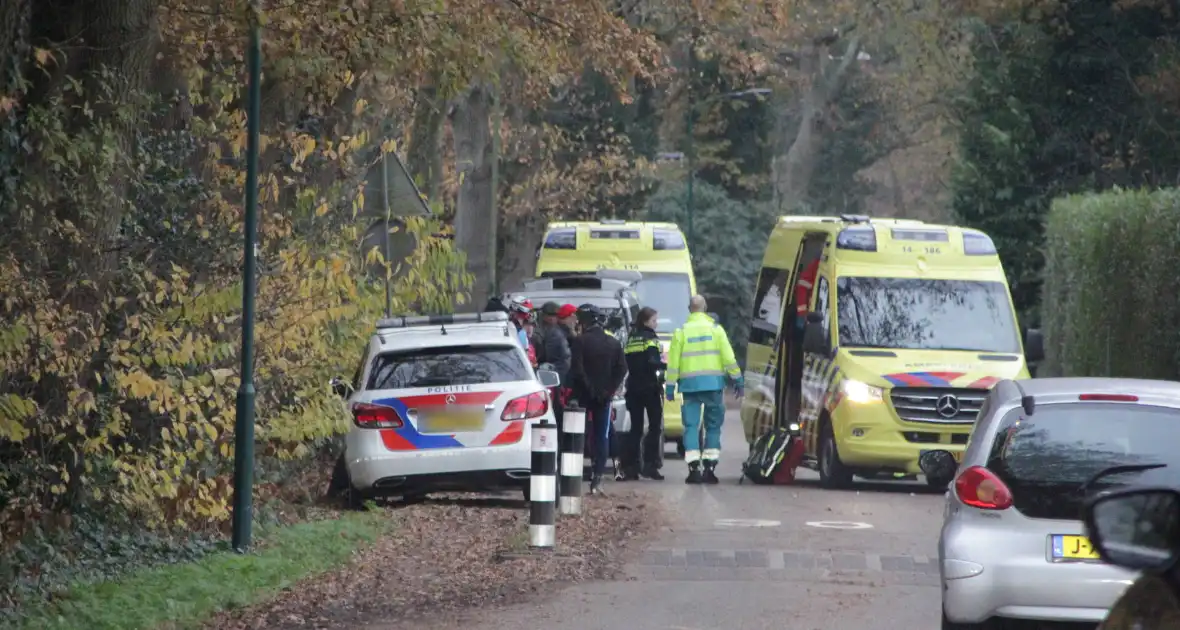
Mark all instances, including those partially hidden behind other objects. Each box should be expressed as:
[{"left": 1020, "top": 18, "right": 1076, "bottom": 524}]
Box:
[{"left": 666, "top": 312, "right": 740, "bottom": 393}]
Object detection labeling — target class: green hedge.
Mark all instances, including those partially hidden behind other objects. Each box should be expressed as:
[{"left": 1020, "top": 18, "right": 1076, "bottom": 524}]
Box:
[{"left": 1042, "top": 187, "right": 1180, "bottom": 378}]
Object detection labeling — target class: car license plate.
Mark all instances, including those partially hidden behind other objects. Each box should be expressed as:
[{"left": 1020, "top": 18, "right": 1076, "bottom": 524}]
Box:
[
  {"left": 1051, "top": 535, "right": 1102, "bottom": 561},
  {"left": 920, "top": 449, "right": 963, "bottom": 463},
  {"left": 420, "top": 413, "right": 484, "bottom": 433}
]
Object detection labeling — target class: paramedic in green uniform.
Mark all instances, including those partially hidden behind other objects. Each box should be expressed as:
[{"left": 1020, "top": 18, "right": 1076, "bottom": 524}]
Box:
[{"left": 665, "top": 295, "right": 742, "bottom": 484}]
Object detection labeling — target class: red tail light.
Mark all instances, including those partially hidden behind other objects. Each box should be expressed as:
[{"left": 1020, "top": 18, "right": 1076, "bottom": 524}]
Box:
[
  {"left": 954, "top": 465, "right": 1013, "bottom": 510},
  {"left": 502, "top": 391, "right": 548, "bottom": 421},
  {"left": 352, "top": 402, "right": 403, "bottom": 429},
  {"left": 1079, "top": 394, "right": 1139, "bottom": 402}
]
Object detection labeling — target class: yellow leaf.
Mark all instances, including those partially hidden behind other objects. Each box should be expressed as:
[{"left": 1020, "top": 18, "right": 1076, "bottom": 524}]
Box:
[
  {"left": 211, "top": 368, "right": 234, "bottom": 384},
  {"left": 33, "top": 48, "right": 54, "bottom": 67},
  {"left": 353, "top": 98, "right": 367, "bottom": 116}
]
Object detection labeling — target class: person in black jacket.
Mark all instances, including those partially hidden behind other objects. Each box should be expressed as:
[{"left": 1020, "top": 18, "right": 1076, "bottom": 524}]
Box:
[
  {"left": 569, "top": 303, "right": 627, "bottom": 494},
  {"left": 620, "top": 307, "right": 666, "bottom": 481},
  {"left": 536, "top": 301, "right": 572, "bottom": 439}
]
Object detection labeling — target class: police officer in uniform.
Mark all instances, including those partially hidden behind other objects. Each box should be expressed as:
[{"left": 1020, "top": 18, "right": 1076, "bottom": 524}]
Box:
[
  {"left": 665, "top": 295, "right": 742, "bottom": 484},
  {"left": 620, "top": 307, "right": 666, "bottom": 481}
]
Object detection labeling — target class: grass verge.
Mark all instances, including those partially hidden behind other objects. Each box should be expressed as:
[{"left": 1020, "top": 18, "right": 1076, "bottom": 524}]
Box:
[{"left": 13, "top": 510, "right": 388, "bottom": 630}]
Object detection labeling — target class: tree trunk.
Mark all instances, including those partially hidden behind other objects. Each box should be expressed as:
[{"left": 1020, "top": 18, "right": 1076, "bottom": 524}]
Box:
[
  {"left": 497, "top": 211, "right": 546, "bottom": 291},
  {"left": 406, "top": 82, "right": 447, "bottom": 202},
  {"left": 772, "top": 36, "right": 862, "bottom": 213},
  {"left": 21, "top": 0, "right": 163, "bottom": 283},
  {"left": 0, "top": 0, "right": 30, "bottom": 98},
  {"left": 451, "top": 83, "right": 495, "bottom": 308}
]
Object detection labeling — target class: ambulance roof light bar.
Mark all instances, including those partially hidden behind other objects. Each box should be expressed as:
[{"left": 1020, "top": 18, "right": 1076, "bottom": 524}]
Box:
[{"left": 376, "top": 311, "right": 509, "bottom": 330}]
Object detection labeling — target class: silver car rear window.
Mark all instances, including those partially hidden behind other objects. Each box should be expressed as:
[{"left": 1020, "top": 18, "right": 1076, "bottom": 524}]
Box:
[
  {"left": 988, "top": 402, "right": 1180, "bottom": 520},
  {"left": 367, "top": 345, "right": 529, "bottom": 390}
]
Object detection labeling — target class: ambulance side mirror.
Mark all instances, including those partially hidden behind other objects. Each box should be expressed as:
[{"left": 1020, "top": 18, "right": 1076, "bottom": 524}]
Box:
[
  {"left": 1023, "top": 328, "right": 1045, "bottom": 363},
  {"left": 802, "top": 312, "right": 830, "bottom": 356}
]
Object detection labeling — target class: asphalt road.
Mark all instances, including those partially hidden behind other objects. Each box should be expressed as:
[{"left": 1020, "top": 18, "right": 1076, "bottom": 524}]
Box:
[{"left": 395, "top": 410, "right": 947, "bottom": 630}]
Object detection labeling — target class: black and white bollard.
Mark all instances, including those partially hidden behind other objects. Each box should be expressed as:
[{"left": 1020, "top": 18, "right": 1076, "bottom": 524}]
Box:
[
  {"left": 559, "top": 407, "right": 586, "bottom": 515},
  {"left": 529, "top": 419, "right": 558, "bottom": 548}
]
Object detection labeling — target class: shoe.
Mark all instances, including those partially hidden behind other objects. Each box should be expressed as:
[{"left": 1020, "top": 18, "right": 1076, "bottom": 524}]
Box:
[
  {"left": 590, "top": 475, "right": 604, "bottom": 494},
  {"left": 702, "top": 461, "right": 720, "bottom": 485},
  {"left": 685, "top": 462, "right": 702, "bottom": 484},
  {"left": 641, "top": 466, "right": 665, "bottom": 481},
  {"left": 617, "top": 468, "right": 640, "bottom": 481}
]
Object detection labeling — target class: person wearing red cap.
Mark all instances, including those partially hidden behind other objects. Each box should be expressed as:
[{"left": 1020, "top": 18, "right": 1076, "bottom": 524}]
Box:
[{"left": 557, "top": 303, "right": 578, "bottom": 326}]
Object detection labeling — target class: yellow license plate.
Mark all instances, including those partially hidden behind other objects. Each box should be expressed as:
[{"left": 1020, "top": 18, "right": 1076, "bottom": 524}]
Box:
[
  {"left": 1052, "top": 535, "right": 1102, "bottom": 560},
  {"left": 420, "top": 413, "right": 484, "bottom": 433}
]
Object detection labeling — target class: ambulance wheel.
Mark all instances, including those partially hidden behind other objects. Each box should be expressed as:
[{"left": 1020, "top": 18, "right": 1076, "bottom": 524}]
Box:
[
  {"left": 817, "top": 420, "right": 853, "bottom": 489},
  {"left": 675, "top": 439, "right": 686, "bottom": 458}
]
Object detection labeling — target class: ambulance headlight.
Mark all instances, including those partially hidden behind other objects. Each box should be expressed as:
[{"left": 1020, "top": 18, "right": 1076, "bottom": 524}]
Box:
[{"left": 842, "top": 379, "right": 884, "bottom": 404}]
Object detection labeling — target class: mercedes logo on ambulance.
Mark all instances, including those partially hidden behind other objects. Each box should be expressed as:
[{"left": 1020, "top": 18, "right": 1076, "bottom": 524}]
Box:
[
  {"left": 445, "top": 394, "right": 457, "bottom": 405},
  {"left": 936, "top": 394, "right": 961, "bottom": 418}
]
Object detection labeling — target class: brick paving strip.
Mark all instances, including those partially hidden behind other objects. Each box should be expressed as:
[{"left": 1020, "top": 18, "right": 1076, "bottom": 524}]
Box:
[{"left": 630, "top": 548, "right": 940, "bottom": 586}]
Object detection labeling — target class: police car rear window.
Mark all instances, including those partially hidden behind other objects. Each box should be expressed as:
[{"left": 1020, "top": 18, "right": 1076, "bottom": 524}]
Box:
[{"left": 367, "top": 345, "right": 530, "bottom": 390}]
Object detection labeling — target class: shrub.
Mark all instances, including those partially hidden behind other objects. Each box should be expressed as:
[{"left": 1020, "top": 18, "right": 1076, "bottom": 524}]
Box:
[{"left": 1041, "top": 187, "right": 1180, "bottom": 378}]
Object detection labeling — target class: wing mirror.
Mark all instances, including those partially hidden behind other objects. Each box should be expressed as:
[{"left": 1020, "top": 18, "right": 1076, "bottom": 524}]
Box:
[
  {"left": 1085, "top": 487, "right": 1180, "bottom": 572},
  {"left": 1023, "top": 327, "right": 1045, "bottom": 363},
  {"left": 536, "top": 369, "right": 561, "bottom": 388},
  {"left": 802, "top": 311, "right": 830, "bottom": 356},
  {"left": 330, "top": 376, "right": 353, "bottom": 398},
  {"left": 606, "top": 315, "right": 624, "bottom": 331}
]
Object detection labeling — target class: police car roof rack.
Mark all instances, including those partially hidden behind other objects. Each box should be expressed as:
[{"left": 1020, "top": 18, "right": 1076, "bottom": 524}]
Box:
[{"left": 376, "top": 311, "right": 509, "bottom": 336}]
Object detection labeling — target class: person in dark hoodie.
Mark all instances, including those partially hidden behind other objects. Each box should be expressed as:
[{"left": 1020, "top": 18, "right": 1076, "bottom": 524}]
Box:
[
  {"left": 568, "top": 303, "right": 627, "bottom": 494},
  {"left": 619, "top": 307, "right": 666, "bottom": 481},
  {"left": 536, "top": 301, "right": 572, "bottom": 438}
]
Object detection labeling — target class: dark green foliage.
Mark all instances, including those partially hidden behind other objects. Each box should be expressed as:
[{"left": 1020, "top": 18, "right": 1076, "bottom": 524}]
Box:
[
  {"left": 640, "top": 180, "right": 777, "bottom": 363},
  {"left": 952, "top": 4, "right": 1180, "bottom": 322},
  {"left": 0, "top": 510, "right": 221, "bottom": 620},
  {"left": 11, "top": 512, "right": 387, "bottom": 629},
  {"left": 1041, "top": 188, "right": 1180, "bottom": 378}
]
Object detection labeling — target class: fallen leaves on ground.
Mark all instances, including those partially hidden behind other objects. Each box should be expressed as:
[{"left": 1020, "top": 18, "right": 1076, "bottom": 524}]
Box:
[{"left": 207, "top": 490, "right": 661, "bottom": 629}]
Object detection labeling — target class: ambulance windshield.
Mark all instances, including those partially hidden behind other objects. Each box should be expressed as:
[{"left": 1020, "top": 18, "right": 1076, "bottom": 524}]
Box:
[
  {"left": 835, "top": 277, "right": 1020, "bottom": 354},
  {"left": 636, "top": 273, "right": 692, "bottom": 333}
]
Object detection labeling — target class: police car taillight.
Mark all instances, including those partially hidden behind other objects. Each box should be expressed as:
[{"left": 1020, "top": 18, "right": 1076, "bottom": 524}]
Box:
[
  {"left": 502, "top": 391, "right": 548, "bottom": 421},
  {"left": 352, "top": 402, "right": 403, "bottom": 429}
]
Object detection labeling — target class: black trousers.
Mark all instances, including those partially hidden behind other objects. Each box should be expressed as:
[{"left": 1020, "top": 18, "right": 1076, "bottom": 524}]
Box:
[
  {"left": 552, "top": 390, "right": 564, "bottom": 446},
  {"left": 623, "top": 388, "right": 664, "bottom": 472}
]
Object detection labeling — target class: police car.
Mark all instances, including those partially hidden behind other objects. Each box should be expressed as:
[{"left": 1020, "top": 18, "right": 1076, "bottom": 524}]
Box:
[{"left": 329, "top": 311, "right": 561, "bottom": 506}]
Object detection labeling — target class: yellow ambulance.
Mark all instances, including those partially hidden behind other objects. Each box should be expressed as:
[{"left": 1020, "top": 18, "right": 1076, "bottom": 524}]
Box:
[
  {"left": 741, "top": 215, "right": 1044, "bottom": 489},
  {"left": 535, "top": 220, "right": 697, "bottom": 453}
]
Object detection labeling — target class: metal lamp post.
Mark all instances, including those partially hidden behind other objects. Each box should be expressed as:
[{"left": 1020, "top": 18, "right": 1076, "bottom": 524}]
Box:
[
  {"left": 683, "top": 87, "right": 771, "bottom": 252},
  {"left": 231, "top": 1, "right": 263, "bottom": 553}
]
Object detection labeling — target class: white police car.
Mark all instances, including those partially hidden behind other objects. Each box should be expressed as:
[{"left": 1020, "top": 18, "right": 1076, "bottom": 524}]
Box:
[{"left": 329, "top": 312, "right": 561, "bottom": 506}]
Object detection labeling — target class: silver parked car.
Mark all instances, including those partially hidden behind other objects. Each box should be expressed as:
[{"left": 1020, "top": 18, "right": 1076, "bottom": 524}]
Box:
[{"left": 940, "top": 377, "right": 1180, "bottom": 629}]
